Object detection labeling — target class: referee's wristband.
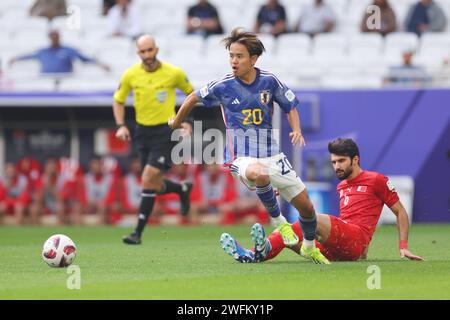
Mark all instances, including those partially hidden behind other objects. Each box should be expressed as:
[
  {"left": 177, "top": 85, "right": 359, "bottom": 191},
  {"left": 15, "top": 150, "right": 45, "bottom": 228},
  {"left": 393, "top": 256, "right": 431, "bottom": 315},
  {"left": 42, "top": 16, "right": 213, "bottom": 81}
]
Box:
[
  {"left": 116, "top": 124, "right": 126, "bottom": 129},
  {"left": 399, "top": 240, "right": 408, "bottom": 250}
]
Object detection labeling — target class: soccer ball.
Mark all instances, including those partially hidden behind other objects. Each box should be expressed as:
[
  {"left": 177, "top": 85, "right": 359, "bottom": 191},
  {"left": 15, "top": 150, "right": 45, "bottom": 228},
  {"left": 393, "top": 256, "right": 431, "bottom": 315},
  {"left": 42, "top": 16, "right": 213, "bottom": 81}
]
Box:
[{"left": 42, "top": 234, "right": 77, "bottom": 268}]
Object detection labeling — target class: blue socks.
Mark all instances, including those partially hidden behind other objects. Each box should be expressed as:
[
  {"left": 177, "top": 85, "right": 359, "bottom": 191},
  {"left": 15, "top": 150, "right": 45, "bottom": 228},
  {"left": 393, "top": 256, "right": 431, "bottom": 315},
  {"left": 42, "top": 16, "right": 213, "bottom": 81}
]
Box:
[
  {"left": 299, "top": 215, "right": 317, "bottom": 241},
  {"left": 256, "top": 183, "right": 281, "bottom": 218}
]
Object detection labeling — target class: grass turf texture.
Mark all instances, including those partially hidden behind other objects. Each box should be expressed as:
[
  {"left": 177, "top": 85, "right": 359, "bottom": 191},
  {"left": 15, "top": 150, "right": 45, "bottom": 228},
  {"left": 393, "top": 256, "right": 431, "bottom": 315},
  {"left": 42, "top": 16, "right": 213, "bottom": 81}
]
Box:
[{"left": 1, "top": 224, "right": 449, "bottom": 300}]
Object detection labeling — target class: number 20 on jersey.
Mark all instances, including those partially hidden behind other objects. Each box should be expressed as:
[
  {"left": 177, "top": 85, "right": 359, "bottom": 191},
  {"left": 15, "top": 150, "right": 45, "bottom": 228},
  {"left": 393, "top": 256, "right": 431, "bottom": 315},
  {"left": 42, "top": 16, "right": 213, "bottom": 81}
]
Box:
[{"left": 242, "top": 108, "right": 263, "bottom": 125}]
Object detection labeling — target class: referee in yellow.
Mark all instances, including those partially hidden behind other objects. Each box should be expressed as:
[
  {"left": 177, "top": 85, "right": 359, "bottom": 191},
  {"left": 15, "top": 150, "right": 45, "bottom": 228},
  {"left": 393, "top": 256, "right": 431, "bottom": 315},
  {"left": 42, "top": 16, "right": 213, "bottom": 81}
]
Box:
[{"left": 113, "top": 34, "right": 194, "bottom": 245}]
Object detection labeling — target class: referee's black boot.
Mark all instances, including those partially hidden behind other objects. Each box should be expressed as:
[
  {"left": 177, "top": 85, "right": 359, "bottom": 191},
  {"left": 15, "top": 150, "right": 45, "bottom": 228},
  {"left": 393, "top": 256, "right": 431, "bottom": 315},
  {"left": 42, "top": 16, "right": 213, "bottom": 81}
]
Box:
[
  {"left": 123, "top": 232, "right": 141, "bottom": 245},
  {"left": 180, "top": 181, "right": 193, "bottom": 216}
]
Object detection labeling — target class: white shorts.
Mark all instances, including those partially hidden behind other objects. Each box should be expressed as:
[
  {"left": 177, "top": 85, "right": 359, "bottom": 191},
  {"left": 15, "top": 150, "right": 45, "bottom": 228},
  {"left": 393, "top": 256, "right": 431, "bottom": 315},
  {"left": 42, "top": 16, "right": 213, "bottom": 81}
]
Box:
[{"left": 229, "top": 153, "right": 306, "bottom": 202}]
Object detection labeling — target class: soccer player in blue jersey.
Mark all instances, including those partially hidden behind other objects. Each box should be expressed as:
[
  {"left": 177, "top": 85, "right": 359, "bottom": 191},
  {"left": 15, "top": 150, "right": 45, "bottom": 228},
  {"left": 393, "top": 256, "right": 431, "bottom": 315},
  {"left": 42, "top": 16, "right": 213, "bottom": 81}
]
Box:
[{"left": 169, "top": 28, "right": 329, "bottom": 264}]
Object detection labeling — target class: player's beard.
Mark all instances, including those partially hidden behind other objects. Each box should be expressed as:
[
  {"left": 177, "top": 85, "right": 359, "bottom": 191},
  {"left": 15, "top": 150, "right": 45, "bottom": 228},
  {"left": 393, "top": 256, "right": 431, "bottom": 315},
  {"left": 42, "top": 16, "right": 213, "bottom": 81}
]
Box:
[{"left": 336, "top": 163, "right": 354, "bottom": 180}]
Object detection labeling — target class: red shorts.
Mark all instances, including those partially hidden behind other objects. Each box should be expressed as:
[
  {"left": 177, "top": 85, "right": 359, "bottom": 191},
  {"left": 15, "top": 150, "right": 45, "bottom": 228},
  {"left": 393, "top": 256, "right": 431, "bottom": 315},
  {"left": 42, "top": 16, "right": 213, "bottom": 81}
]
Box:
[{"left": 293, "top": 216, "right": 369, "bottom": 261}]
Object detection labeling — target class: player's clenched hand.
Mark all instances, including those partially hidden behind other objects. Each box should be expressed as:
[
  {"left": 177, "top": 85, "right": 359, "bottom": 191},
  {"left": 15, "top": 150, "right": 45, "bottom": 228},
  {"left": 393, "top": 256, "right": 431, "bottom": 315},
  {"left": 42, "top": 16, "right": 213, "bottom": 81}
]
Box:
[
  {"left": 116, "top": 126, "right": 131, "bottom": 141},
  {"left": 289, "top": 131, "right": 305, "bottom": 147},
  {"left": 400, "top": 248, "right": 425, "bottom": 261}
]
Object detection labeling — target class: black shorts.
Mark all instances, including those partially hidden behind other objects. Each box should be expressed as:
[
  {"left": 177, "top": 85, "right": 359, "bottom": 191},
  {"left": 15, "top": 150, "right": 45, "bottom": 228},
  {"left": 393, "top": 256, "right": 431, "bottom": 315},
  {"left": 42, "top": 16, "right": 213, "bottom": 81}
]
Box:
[{"left": 134, "top": 123, "right": 175, "bottom": 171}]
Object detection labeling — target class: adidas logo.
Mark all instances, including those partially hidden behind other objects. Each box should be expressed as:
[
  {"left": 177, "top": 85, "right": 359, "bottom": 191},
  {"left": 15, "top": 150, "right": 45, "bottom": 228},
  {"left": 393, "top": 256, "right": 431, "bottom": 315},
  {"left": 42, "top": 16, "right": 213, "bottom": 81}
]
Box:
[{"left": 231, "top": 98, "right": 240, "bottom": 105}]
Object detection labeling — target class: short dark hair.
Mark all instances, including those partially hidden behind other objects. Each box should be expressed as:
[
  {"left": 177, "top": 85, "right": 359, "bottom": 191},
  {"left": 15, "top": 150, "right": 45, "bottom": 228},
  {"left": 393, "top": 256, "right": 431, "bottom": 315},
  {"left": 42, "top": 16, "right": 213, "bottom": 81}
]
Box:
[
  {"left": 221, "top": 28, "right": 266, "bottom": 57},
  {"left": 328, "top": 138, "right": 360, "bottom": 160}
]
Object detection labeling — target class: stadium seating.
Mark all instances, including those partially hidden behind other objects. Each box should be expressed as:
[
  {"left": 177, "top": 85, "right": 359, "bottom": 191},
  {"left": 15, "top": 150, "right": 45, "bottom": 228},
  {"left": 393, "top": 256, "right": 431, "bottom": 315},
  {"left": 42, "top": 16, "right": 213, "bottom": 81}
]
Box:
[
  {"left": 420, "top": 33, "right": 450, "bottom": 51},
  {"left": 348, "top": 33, "right": 384, "bottom": 56},
  {"left": 277, "top": 33, "right": 312, "bottom": 56},
  {"left": 10, "top": 76, "right": 57, "bottom": 91},
  {"left": 1, "top": 0, "right": 449, "bottom": 89},
  {"left": 7, "top": 60, "right": 41, "bottom": 81},
  {"left": 58, "top": 75, "right": 118, "bottom": 91}
]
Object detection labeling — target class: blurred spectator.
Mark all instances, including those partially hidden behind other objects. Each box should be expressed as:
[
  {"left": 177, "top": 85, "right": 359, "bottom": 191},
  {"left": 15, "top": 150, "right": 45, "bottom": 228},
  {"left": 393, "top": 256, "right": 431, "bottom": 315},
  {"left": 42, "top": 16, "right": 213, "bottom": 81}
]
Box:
[
  {"left": 99, "top": 156, "right": 123, "bottom": 224},
  {"left": 294, "top": 0, "right": 335, "bottom": 36},
  {"left": 120, "top": 157, "right": 142, "bottom": 215},
  {"left": 385, "top": 48, "right": 431, "bottom": 86},
  {"left": 222, "top": 181, "right": 269, "bottom": 225},
  {"left": 0, "top": 162, "right": 31, "bottom": 225},
  {"left": 154, "top": 164, "right": 197, "bottom": 224},
  {"left": 187, "top": 0, "right": 224, "bottom": 37},
  {"left": 190, "top": 164, "right": 236, "bottom": 225},
  {"left": 55, "top": 158, "right": 84, "bottom": 225},
  {"left": 8, "top": 30, "right": 110, "bottom": 75},
  {"left": 103, "top": 0, "right": 117, "bottom": 16},
  {"left": 28, "top": 158, "right": 68, "bottom": 225},
  {"left": 30, "top": 0, "right": 67, "bottom": 21},
  {"left": 16, "top": 157, "right": 42, "bottom": 191},
  {"left": 107, "top": 0, "right": 143, "bottom": 39},
  {"left": 254, "top": 0, "right": 287, "bottom": 37},
  {"left": 78, "top": 157, "right": 118, "bottom": 224},
  {"left": 361, "top": 0, "right": 397, "bottom": 36},
  {"left": 101, "top": 155, "right": 123, "bottom": 179},
  {"left": 405, "top": 0, "right": 447, "bottom": 36},
  {"left": 17, "top": 157, "right": 42, "bottom": 221}
]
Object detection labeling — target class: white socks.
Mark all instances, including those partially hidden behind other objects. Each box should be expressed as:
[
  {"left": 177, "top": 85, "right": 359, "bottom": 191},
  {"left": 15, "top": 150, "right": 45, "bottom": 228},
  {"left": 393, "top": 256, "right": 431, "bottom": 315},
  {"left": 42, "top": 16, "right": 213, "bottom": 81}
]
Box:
[
  {"left": 271, "top": 214, "right": 287, "bottom": 227},
  {"left": 302, "top": 239, "right": 315, "bottom": 249}
]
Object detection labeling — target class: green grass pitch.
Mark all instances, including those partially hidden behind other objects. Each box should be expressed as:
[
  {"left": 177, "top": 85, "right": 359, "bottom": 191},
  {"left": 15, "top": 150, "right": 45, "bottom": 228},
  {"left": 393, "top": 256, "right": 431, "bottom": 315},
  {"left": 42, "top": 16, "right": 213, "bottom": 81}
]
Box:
[{"left": 1, "top": 224, "right": 449, "bottom": 300}]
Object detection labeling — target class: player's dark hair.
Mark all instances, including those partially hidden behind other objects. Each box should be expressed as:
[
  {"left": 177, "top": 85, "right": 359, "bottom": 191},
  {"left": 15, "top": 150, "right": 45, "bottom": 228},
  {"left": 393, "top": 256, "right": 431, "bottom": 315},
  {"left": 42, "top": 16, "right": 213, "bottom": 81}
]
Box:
[
  {"left": 328, "top": 138, "right": 360, "bottom": 160},
  {"left": 222, "top": 28, "right": 266, "bottom": 57}
]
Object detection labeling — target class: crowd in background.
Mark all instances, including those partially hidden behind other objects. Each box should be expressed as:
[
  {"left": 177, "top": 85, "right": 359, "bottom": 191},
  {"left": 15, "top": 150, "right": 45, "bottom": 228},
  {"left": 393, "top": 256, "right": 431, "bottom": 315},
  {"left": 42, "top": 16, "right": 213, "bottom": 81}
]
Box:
[
  {"left": 29, "top": 0, "right": 448, "bottom": 38},
  {"left": 0, "top": 156, "right": 269, "bottom": 226},
  {"left": 51, "top": 0, "right": 448, "bottom": 37},
  {"left": 100, "top": 0, "right": 447, "bottom": 37},
  {"left": 2, "top": 0, "right": 448, "bottom": 88}
]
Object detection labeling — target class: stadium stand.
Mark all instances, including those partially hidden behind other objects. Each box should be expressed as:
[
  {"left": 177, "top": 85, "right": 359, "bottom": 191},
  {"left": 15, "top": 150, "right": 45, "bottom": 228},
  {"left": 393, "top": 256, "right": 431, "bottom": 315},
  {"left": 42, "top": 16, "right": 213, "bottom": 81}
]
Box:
[{"left": 0, "top": 0, "right": 449, "bottom": 90}]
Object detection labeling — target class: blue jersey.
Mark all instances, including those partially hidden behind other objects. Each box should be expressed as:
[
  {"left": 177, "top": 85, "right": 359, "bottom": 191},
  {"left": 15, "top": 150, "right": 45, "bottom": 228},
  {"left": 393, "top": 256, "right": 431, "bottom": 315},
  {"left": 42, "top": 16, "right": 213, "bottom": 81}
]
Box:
[
  {"left": 17, "top": 46, "right": 97, "bottom": 74},
  {"left": 195, "top": 68, "right": 300, "bottom": 164}
]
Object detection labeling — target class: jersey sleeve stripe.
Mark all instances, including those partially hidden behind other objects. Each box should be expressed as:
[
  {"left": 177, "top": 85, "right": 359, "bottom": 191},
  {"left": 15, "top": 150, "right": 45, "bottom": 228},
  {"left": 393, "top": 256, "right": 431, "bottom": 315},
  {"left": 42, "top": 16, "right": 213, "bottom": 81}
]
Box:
[
  {"left": 208, "top": 74, "right": 233, "bottom": 87},
  {"left": 209, "top": 74, "right": 234, "bottom": 90}
]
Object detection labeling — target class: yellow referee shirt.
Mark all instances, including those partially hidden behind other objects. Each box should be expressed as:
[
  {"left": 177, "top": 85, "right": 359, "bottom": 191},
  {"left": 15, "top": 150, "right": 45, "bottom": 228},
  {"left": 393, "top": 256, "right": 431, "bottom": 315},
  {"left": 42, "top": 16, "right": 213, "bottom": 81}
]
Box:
[{"left": 114, "top": 62, "right": 194, "bottom": 126}]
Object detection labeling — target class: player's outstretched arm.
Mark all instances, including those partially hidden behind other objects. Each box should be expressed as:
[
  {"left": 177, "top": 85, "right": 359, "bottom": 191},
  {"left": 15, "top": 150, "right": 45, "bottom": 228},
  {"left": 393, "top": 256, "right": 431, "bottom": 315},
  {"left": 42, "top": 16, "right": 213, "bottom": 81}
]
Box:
[
  {"left": 390, "top": 201, "right": 425, "bottom": 261},
  {"left": 168, "top": 92, "right": 200, "bottom": 129}
]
